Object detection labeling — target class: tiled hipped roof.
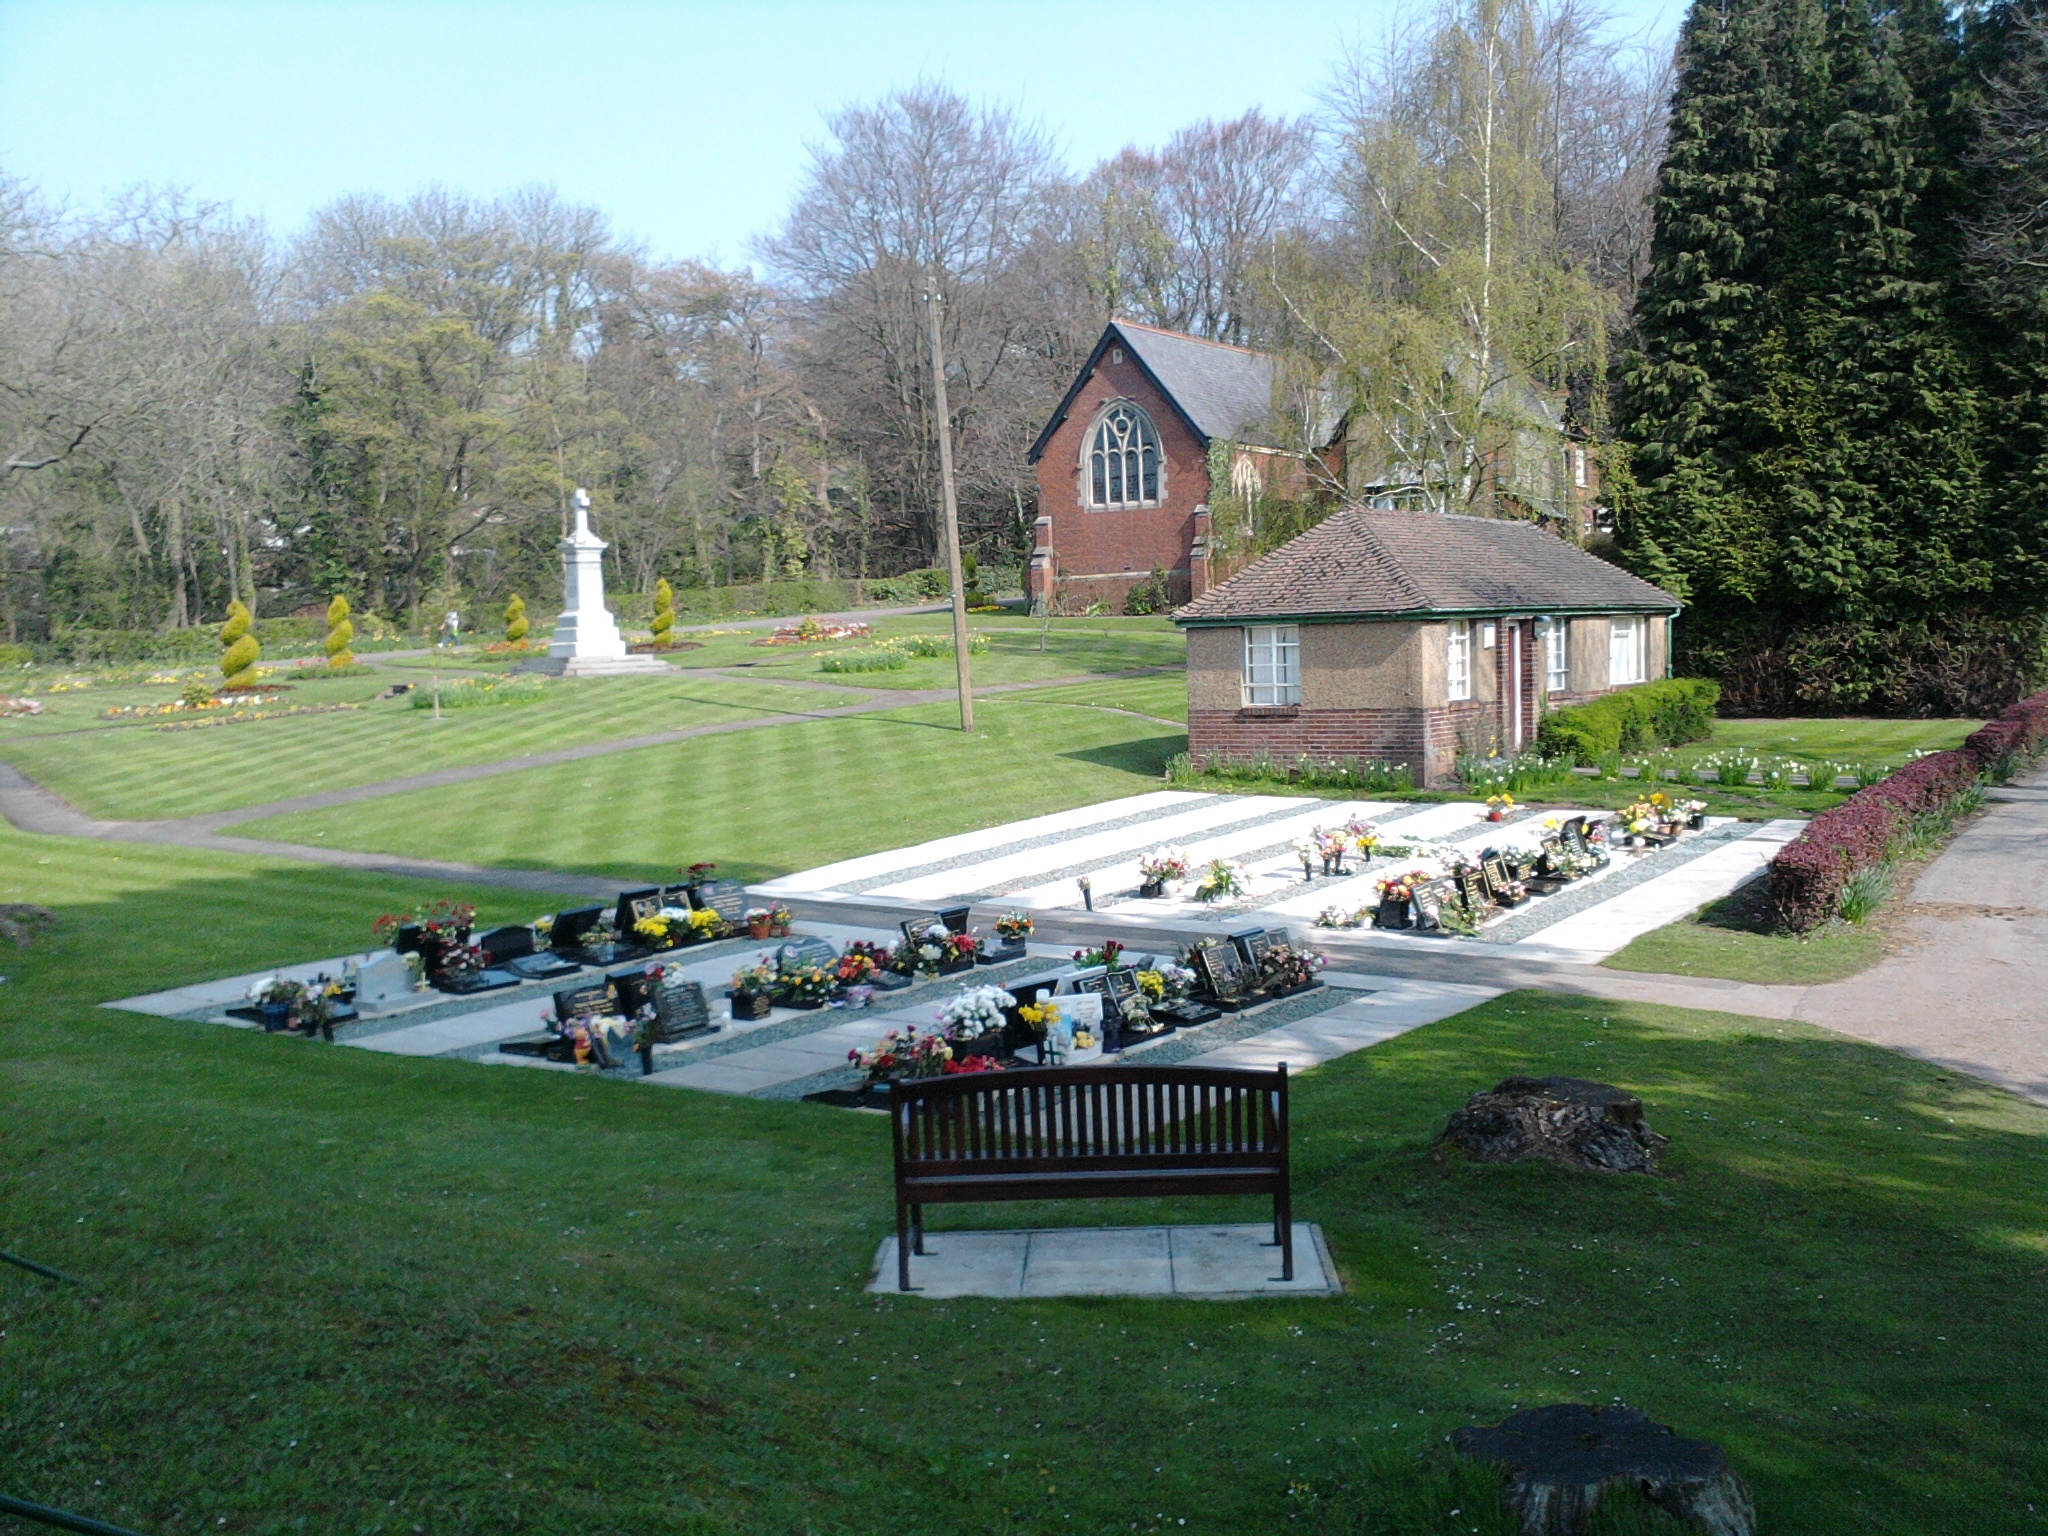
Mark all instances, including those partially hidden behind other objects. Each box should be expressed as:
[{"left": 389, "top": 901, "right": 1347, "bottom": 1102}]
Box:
[{"left": 1173, "top": 509, "right": 1682, "bottom": 624}]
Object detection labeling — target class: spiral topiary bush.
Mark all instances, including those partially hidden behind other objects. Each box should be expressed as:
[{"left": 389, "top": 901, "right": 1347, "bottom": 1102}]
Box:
[
  {"left": 652, "top": 578, "right": 675, "bottom": 648},
  {"left": 504, "top": 594, "right": 529, "bottom": 646},
  {"left": 324, "top": 595, "right": 355, "bottom": 667},
  {"left": 218, "top": 600, "right": 260, "bottom": 688}
]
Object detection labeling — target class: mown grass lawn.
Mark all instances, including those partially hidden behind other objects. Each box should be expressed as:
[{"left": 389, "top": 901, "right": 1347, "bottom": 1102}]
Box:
[
  {"left": 0, "top": 675, "right": 852, "bottom": 821},
  {"left": 236, "top": 697, "right": 1190, "bottom": 885},
  {"left": 3, "top": 825, "right": 2044, "bottom": 1534},
  {"left": 1603, "top": 885, "right": 1890, "bottom": 984}
]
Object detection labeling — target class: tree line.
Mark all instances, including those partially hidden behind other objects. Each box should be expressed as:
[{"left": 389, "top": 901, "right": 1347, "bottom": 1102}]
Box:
[
  {"left": 0, "top": 0, "right": 1665, "bottom": 644},
  {"left": 1618, "top": 0, "right": 2048, "bottom": 713}
]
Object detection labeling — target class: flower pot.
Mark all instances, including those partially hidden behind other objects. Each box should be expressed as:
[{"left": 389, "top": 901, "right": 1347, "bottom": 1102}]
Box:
[
  {"left": 1138, "top": 879, "right": 1163, "bottom": 899},
  {"left": 731, "top": 991, "right": 772, "bottom": 1021},
  {"left": 1486, "top": 810, "right": 1505, "bottom": 823},
  {"left": 1373, "top": 898, "right": 1413, "bottom": 929},
  {"left": 771, "top": 920, "right": 791, "bottom": 937},
  {"left": 1687, "top": 812, "right": 1706, "bottom": 830},
  {"left": 259, "top": 1001, "right": 291, "bottom": 1031},
  {"left": 747, "top": 917, "right": 772, "bottom": 939}
]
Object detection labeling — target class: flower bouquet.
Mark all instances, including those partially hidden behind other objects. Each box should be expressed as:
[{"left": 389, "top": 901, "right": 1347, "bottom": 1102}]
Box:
[
  {"left": 990, "top": 912, "right": 1034, "bottom": 955},
  {"left": 935, "top": 983, "right": 1016, "bottom": 1046},
  {"left": 778, "top": 961, "right": 836, "bottom": 1009},
  {"left": 1137, "top": 846, "right": 1190, "bottom": 898},
  {"left": 835, "top": 950, "right": 877, "bottom": 987},
  {"left": 1311, "top": 825, "right": 1351, "bottom": 874},
  {"left": 1314, "top": 905, "right": 1372, "bottom": 929},
  {"left": 1193, "top": 858, "right": 1248, "bottom": 903},
  {"left": 1347, "top": 818, "right": 1381, "bottom": 859},
  {"left": 731, "top": 958, "right": 777, "bottom": 1020},
  {"left": 633, "top": 914, "right": 680, "bottom": 951},
  {"left": 246, "top": 974, "right": 303, "bottom": 1030},
  {"left": 1373, "top": 869, "right": 1422, "bottom": 929},
  {"left": 685, "top": 905, "right": 725, "bottom": 942},
  {"left": 744, "top": 907, "right": 774, "bottom": 940},
  {"left": 1257, "top": 943, "right": 1325, "bottom": 995},
  {"left": 849, "top": 1027, "right": 953, "bottom": 1084},
  {"left": 1681, "top": 798, "right": 1709, "bottom": 830},
  {"left": 1485, "top": 793, "right": 1517, "bottom": 823},
  {"left": 1071, "top": 939, "right": 1125, "bottom": 971},
  {"left": 769, "top": 904, "right": 794, "bottom": 938},
  {"left": 846, "top": 938, "right": 911, "bottom": 986}
]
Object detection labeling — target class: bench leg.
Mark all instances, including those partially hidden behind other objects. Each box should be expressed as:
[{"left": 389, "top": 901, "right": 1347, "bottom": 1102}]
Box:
[
  {"left": 897, "top": 1203, "right": 912, "bottom": 1291},
  {"left": 912, "top": 1204, "right": 926, "bottom": 1256},
  {"left": 1276, "top": 1191, "right": 1294, "bottom": 1282}
]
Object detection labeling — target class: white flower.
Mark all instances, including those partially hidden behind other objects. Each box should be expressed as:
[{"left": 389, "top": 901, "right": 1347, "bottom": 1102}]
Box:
[{"left": 936, "top": 984, "right": 1017, "bottom": 1037}]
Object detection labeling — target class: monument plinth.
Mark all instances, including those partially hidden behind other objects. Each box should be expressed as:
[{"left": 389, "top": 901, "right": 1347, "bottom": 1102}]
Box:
[{"left": 522, "top": 489, "right": 667, "bottom": 677}]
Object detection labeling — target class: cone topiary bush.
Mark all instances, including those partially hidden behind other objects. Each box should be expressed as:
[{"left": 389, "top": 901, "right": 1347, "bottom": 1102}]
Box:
[
  {"left": 218, "top": 600, "right": 260, "bottom": 688},
  {"left": 504, "top": 594, "right": 529, "bottom": 646},
  {"left": 325, "top": 595, "right": 355, "bottom": 667},
  {"left": 651, "top": 578, "right": 675, "bottom": 648}
]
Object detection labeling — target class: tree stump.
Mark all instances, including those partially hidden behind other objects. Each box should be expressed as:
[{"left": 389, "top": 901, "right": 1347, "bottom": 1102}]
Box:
[
  {"left": 0, "top": 904, "right": 54, "bottom": 949},
  {"left": 1438, "top": 1076, "right": 1667, "bottom": 1174},
  {"left": 1452, "top": 1403, "right": 1755, "bottom": 1536}
]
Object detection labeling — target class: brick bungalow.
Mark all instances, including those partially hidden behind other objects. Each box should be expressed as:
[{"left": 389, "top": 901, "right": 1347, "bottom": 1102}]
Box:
[
  {"left": 1024, "top": 320, "right": 1340, "bottom": 610},
  {"left": 1172, "top": 508, "right": 1682, "bottom": 786}
]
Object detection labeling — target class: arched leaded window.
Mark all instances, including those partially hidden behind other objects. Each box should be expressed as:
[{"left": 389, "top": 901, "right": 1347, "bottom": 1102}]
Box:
[{"left": 1087, "top": 402, "right": 1163, "bottom": 508}]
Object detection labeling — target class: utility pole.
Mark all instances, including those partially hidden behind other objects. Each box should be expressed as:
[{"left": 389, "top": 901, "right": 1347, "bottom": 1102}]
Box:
[{"left": 925, "top": 287, "right": 974, "bottom": 732}]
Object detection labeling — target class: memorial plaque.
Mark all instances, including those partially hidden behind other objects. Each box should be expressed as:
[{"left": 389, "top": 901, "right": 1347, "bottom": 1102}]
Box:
[
  {"left": 607, "top": 967, "right": 657, "bottom": 1016},
  {"left": 1482, "top": 854, "right": 1513, "bottom": 898},
  {"left": 1456, "top": 867, "right": 1492, "bottom": 915},
  {"left": 691, "top": 880, "right": 752, "bottom": 925},
  {"left": 1191, "top": 939, "right": 1246, "bottom": 1001},
  {"left": 1103, "top": 968, "right": 1141, "bottom": 1021},
  {"left": 937, "top": 905, "right": 972, "bottom": 935},
  {"left": 775, "top": 936, "right": 838, "bottom": 974},
  {"left": 1062, "top": 991, "right": 1105, "bottom": 1030},
  {"left": 614, "top": 888, "right": 664, "bottom": 933},
  {"left": 353, "top": 951, "right": 418, "bottom": 1008},
  {"left": 649, "top": 976, "right": 714, "bottom": 1042},
  {"left": 1413, "top": 880, "right": 1449, "bottom": 929},
  {"left": 1561, "top": 816, "right": 1592, "bottom": 860},
  {"left": 658, "top": 883, "right": 695, "bottom": 911},
  {"left": 1230, "top": 927, "right": 1273, "bottom": 972},
  {"left": 552, "top": 979, "right": 618, "bottom": 1022},
  {"left": 549, "top": 906, "right": 605, "bottom": 953}
]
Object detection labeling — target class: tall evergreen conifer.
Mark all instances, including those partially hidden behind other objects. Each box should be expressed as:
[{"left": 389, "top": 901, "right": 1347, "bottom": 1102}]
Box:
[{"left": 1621, "top": 0, "right": 2033, "bottom": 710}]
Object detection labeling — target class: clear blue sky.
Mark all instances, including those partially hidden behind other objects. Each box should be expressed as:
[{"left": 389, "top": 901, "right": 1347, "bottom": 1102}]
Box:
[{"left": 0, "top": 0, "right": 1684, "bottom": 266}]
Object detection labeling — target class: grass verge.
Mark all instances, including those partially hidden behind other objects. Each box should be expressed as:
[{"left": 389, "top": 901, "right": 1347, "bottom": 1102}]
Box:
[
  {"left": 2, "top": 823, "right": 2045, "bottom": 1532},
  {"left": 1602, "top": 876, "right": 1889, "bottom": 984}
]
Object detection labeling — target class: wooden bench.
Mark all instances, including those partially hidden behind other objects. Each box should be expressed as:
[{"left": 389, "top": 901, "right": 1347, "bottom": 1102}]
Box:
[{"left": 888, "top": 1064, "right": 1292, "bottom": 1291}]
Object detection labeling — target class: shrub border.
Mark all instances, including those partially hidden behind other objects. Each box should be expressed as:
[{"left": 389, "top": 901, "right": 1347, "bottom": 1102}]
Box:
[{"left": 1767, "top": 686, "right": 2048, "bottom": 931}]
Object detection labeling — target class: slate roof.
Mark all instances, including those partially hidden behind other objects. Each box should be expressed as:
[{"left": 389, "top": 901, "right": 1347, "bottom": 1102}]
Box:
[
  {"left": 1172, "top": 509, "right": 1682, "bottom": 624},
  {"left": 1027, "top": 321, "right": 1328, "bottom": 462}
]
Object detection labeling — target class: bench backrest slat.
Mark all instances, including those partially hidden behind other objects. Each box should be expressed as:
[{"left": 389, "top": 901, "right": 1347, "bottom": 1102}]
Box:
[{"left": 891, "top": 1066, "right": 1288, "bottom": 1170}]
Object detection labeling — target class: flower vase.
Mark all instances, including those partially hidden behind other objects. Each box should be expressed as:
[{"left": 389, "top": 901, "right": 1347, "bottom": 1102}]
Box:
[
  {"left": 259, "top": 1001, "right": 291, "bottom": 1031},
  {"left": 1139, "top": 879, "right": 1164, "bottom": 899},
  {"left": 747, "top": 916, "right": 772, "bottom": 940},
  {"left": 771, "top": 918, "right": 791, "bottom": 937},
  {"left": 1374, "top": 898, "right": 1413, "bottom": 929},
  {"left": 732, "top": 991, "right": 772, "bottom": 1021},
  {"left": 1487, "top": 810, "right": 1505, "bottom": 823}
]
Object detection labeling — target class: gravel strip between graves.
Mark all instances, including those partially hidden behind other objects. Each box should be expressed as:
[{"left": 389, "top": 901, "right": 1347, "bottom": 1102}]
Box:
[
  {"left": 754, "top": 986, "right": 1370, "bottom": 1100},
  {"left": 1475, "top": 820, "right": 1755, "bottom": 944}
]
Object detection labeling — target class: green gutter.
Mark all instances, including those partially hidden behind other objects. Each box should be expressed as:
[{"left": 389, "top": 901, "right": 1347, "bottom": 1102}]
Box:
[{"left": 1173, "top": 602, "right": 1682, "bottom": 627}]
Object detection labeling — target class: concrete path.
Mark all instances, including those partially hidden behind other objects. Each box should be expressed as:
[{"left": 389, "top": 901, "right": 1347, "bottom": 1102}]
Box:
[{"left": 872, "top": 1222, "right": 1340, "bottom": 1299}]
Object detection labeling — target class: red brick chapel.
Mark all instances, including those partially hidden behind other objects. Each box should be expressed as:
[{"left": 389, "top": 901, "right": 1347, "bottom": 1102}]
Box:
[{"left": 1024, "top": 321, "right": 1339, "bottom": 611}]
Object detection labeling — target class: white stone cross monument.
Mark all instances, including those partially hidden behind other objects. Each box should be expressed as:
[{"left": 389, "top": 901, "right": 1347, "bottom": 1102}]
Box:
[{"left": 526, "top": 488, "right": 666, "bottom": 676}]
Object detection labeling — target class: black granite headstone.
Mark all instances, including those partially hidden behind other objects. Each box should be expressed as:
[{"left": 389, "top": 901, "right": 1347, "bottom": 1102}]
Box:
[
  {"left": 691, "top": 880, "right": 752, "bottom": 925},
  {"left": 615, "top": 888, "right": 664, "bottom": 933},
  {"left": 553, "top": 979, "right": 618, "bottom": 1022},
  {"left": 1230, "top": 927, "right": 1273, "bottom": 972},
  {"left": 649, "top": 976, "right": 714, "bottom": 1042},
  {"left": 775, "top": 936, "right": 838, "bottom": 973},
  {"left": 1192, "top": 940, "right": 1247, "bottom": 1001},
  {"left": 549, "top": 906, "right": 604, "bottom": 953}
]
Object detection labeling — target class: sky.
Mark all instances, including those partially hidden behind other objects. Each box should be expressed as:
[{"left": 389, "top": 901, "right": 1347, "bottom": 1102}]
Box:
[{"left": 0, "top": 0, "right": 1684, "bottom": 267}]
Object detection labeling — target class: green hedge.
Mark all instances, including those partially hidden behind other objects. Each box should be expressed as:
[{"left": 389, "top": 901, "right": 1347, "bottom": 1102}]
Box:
[{"left": 1536, "top": 677, "right": 1720, "bottom": 763}]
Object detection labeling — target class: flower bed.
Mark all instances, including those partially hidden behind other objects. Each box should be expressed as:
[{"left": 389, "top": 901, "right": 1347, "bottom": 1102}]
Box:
[{"left": 1768, "top": 686, "right": 2048, "bottom": 931}]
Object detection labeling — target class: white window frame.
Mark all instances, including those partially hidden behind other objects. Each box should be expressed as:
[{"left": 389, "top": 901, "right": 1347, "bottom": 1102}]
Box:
[
  {"left": 1608, "top": 615, "right": 1646, "bottom": 686},
  {"left": 1085, "top": 401, "right": 1165, "bottom": 509},
  {"left": 1242, "top": 624, "right": 1300, "bottom": 707},
  {"left": 1447, "top": 619, "right": 1472, "bottom": 702},
  {"left": 1541, "top": 617, "right": 1569, "bottom": 693}
]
